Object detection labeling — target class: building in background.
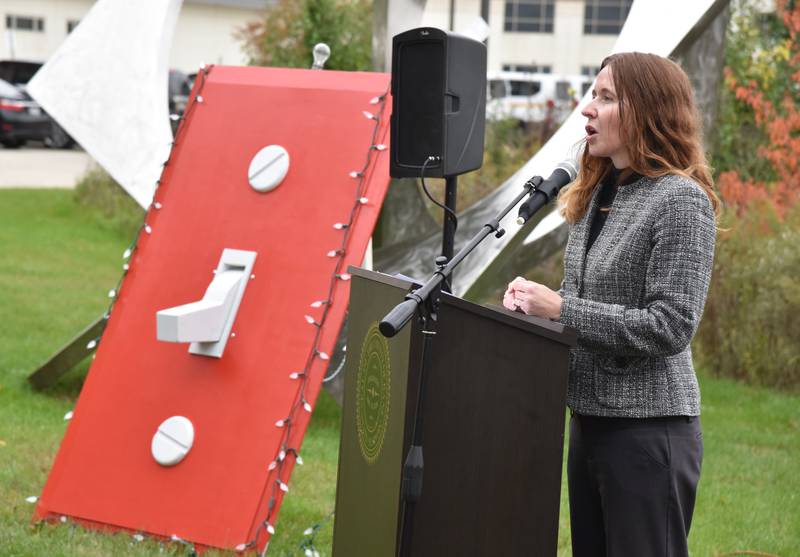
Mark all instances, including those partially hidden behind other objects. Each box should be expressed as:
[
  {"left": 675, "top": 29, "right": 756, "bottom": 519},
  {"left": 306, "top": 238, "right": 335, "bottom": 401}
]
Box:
[
  {"left": 1, "top": 0, "right": 275, "bottom": 73},
  {"left": 422, "top": 0, "right": 632, "bottom": 76},
  {"left": 3, "top": 0, "right": 630, "bottom": 77}
]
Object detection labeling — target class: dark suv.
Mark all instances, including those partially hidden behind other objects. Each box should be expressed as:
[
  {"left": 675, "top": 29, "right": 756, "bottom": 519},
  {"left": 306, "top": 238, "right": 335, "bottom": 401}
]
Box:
[
  {"left": 0, "top": 60, "right": 41, "bottom": 85},
  {"left": 0, "top": 77, "right": 54, "bottom": 148},
  {"left": 0, "top": 60, "right": 73, "bottom": 148}
]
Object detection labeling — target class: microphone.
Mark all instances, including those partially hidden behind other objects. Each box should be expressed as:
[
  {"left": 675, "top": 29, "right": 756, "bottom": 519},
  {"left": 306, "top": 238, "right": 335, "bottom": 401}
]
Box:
[{"left": 516, "top": 159, "right": 579, "bottom": 225}]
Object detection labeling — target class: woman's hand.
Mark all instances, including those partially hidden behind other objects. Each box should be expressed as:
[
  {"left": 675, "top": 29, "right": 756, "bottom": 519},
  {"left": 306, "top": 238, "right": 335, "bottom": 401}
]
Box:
[{"left": 503, "top": 277, "right": 563, "bottom": 320}]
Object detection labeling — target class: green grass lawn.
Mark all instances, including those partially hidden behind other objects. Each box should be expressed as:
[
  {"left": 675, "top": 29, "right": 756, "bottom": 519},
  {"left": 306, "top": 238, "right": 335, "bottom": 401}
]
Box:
[{"left": 0, "top": 189, "right": 797, "bottom": 556}]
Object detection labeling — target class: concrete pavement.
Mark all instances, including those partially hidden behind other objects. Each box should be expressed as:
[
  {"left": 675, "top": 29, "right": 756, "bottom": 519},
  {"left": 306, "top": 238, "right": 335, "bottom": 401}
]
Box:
[{"left": 0, "top": 145, "right": 94, "bottom": 188}]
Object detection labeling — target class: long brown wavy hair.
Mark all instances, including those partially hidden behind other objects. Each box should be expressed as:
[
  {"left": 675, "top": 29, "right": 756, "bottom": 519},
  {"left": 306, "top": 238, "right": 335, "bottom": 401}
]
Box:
[{"left": 559, "top": 52, "right": 720, "bottom": 223}]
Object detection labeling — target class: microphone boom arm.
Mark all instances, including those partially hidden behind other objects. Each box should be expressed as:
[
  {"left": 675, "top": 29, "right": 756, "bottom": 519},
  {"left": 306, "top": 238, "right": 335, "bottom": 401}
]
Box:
[{"left": 379, "top": 177, "right": 541, "bottom": 337}]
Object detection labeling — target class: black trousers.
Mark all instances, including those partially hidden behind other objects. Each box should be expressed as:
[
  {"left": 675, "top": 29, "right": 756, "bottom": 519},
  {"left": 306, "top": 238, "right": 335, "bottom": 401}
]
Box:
[{"left": 567, "top": 414, "right": 703, "bottom": 557}]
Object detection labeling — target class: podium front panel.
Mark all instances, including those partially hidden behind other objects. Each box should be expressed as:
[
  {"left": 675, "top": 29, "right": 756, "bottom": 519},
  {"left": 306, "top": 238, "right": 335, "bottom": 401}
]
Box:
[{"left": 410, "top": 294, "right": 572, "bottom": 556}]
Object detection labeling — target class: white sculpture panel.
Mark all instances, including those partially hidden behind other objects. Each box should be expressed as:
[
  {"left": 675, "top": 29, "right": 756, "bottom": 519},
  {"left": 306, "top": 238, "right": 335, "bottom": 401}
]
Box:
[{"left": 28, "top": 0, "right": 183, "bottom": 209}]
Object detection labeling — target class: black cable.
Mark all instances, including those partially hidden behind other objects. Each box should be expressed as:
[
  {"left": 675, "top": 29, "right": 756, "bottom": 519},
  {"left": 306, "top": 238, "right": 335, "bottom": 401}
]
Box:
[{"left": 419, "top": 156, "right": 458, "bottom": 234}]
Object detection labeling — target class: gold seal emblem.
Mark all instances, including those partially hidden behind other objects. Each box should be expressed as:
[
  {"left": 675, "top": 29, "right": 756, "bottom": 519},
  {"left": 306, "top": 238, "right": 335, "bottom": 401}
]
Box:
[{"left": 356, "top": 322, "right": 391, "bottom": 464}]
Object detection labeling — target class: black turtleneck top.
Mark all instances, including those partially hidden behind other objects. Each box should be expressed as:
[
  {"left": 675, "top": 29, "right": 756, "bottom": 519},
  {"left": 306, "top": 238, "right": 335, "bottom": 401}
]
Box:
[{"left": 587, "top": 168, "right": 640, "bottom": 251}]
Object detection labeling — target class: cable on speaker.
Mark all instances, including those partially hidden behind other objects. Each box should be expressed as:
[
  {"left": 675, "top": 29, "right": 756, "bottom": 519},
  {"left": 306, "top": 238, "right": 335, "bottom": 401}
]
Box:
[{"left": 419, "top": 156, "right": 458, "bottom": 234}]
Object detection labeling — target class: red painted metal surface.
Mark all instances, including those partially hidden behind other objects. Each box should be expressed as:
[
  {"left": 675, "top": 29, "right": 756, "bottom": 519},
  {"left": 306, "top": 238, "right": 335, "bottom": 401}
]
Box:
[{"left": 35, "top": 65, "right": 391, "bottom": 552}]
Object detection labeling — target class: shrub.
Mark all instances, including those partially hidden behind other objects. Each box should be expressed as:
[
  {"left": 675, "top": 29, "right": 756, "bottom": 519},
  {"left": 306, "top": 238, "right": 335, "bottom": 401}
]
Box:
[
  {"left": 73, "top": 166, "right": 144, "bottom": 238},
  {"left": 694, "top": 203, "right": 800, "bottom": 390}
]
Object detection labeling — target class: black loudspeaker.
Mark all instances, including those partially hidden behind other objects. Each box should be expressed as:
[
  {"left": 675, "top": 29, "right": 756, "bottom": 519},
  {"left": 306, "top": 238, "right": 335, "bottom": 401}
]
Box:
[{"left": 390, "top": 27, "right": 487, "bottom": 178}]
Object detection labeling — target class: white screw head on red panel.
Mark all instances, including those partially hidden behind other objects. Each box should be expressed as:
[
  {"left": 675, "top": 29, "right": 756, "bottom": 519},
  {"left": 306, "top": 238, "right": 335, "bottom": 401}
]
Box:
[
  {"left": 248, "top": 145, "right": 290, "bottom": 193},
  {"left": 151, "top": 416, "right": 195, "bottom": 466}
]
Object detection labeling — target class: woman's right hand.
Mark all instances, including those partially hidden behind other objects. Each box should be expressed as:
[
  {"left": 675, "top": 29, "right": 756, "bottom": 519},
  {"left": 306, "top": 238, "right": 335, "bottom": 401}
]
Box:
[{"left": 502, "top": 281, "right": 518, "bottom": 311}]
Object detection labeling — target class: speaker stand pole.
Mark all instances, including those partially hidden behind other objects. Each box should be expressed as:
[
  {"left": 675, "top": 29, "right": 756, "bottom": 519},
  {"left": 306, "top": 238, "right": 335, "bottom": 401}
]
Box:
[{"left": 441, "top": 175, "right": 457, "bottom": 291}]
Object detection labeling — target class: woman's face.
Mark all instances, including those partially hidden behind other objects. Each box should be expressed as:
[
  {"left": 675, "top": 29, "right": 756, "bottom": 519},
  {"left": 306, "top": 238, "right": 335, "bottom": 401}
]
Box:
[{"left": 582, "top": 66, "right": 630, "bottom": 169}]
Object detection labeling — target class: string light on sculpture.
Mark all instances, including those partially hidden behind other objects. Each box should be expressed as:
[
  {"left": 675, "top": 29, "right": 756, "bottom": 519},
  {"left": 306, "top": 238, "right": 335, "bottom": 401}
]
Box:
[
  {"left": 362, "top": 110, "right": 378, "bottom": 121},
  {"left": 169, "top": 534, "right": 197, "bottom": 555},
  {"left": 287, "top": 448, "right": 304, "bottom": 465},
  {"left": 240, "top": 84, "right": 390, "bottom": 553},
  {"left": 44, "top": 66, "right": 217, "bottom": 555},
  {"left": 323, "top": 345, "right": 347, "bottom": 385},
  {"left": 299, "top": 512, "right": 335, "bottom": 557},
  {"left": 304, "top": 315, "right": 321, "bottom": 327}
]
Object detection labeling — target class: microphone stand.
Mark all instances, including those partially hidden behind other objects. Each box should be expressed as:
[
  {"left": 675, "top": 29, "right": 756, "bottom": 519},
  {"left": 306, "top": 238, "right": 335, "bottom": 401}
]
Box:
[{"left": 383, "top": 173, "right": 545, "bottom": 557}]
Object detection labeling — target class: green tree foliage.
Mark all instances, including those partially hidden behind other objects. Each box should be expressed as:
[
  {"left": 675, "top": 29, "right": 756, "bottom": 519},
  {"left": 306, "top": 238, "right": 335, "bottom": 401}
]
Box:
[{"left": 236, "top": 0, "right": 372, "bottom": 71}]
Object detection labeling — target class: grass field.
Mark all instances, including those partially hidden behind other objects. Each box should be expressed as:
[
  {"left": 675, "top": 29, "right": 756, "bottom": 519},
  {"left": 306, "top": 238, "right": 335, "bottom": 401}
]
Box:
[{"left": 0, "top": 189, "right": 797, "bottom": 556}]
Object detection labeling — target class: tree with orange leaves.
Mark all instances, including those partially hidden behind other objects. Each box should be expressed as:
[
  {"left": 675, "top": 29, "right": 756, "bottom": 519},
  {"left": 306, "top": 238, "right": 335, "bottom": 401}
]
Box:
[
  {"left": 694, "top": 0, "right": 800, "bottom": 389},
  {"left": 716, "top": 0, "right": 800, "bottom": 219}
]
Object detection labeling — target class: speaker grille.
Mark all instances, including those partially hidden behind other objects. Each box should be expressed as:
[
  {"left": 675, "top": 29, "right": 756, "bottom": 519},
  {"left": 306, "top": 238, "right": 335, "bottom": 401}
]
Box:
[{"left": 394, "top": 40, "right": 444, "bottom": 170}]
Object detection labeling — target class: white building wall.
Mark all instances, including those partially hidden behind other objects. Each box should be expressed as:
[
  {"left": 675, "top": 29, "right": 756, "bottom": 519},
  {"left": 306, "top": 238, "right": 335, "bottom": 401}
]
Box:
[
  {"left": 2, "top": 0, "right": 87, "bottom": 61},
  {"left": 172, "top": 3, "right": 262, "bottom": 70},
  {"left": 0, "top": 0, "right": 266, "bottom": 72},
  {"left": 424, "top": 0, "right": 618, "bottom": 75},
  {"left": 421, "top": 0, "right": 482, "bottom": 32}
]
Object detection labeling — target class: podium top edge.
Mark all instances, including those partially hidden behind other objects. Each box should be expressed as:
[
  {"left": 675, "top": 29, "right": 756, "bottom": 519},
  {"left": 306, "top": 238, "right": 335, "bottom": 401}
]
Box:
[
  {"left": 347, "top": 266, "right": 421, "bottom": 290},
  {"left": 440, "top": 293, "right": 578, "bottom": 347}
]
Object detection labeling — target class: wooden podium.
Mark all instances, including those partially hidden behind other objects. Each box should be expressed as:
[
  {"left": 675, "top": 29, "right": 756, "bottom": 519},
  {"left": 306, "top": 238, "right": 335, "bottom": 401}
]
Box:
[{"left": 332, "top": 268, "right": 577, "bottom": 556}]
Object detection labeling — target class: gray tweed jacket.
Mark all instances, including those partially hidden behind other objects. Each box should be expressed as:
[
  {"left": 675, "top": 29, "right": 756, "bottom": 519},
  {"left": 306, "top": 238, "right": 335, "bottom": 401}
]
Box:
[{"left": 558, "top": 173, "right": 716, "bottom": 417}]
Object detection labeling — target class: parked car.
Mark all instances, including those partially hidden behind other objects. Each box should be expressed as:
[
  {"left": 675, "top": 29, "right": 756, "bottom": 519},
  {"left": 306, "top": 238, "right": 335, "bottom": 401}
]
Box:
[
  {"left": 0, "top": 60, "right": 42, "bottom": 86},
  {"left": 169, "top": 69, "right": 192, "bottom": 135},
  {"left": 486, "top": 71, "right": 593, "bottom": 124},
  {"left": 0, "top": 60, "right": 74, "bottom": 148},
  {"left": 0, "top": 77, "right": 57, "bottom": 148},
  {"left": 1, "top": 59, "right": 194, "bottom": 144}
]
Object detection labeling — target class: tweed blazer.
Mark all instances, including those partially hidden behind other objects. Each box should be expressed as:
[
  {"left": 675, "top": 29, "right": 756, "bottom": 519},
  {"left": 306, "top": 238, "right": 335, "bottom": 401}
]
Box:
[{"left": 558, "top": 173, "right": 716, "bottom": 418}]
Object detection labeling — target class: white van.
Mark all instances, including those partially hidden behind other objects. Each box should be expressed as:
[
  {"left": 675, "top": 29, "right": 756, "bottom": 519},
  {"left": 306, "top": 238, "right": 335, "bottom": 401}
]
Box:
[{"left": 486, "top": 71, "right": 593, "bottom": 123}]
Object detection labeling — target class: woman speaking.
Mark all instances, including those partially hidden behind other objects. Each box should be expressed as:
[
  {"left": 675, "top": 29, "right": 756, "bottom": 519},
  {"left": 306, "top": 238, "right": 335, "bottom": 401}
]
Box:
[{"left": 504, "top": 52, "right": 718, "bottom": 557}]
